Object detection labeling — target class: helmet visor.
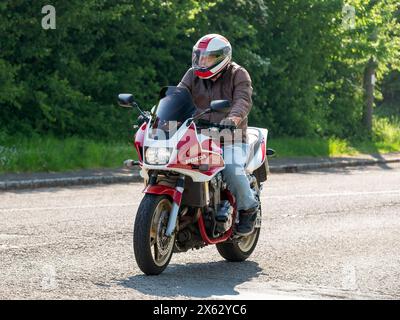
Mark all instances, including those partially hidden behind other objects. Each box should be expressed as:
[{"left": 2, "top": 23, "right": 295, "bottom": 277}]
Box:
[{"left": 192, "top": 48, "right": 226, "bottom": 71}]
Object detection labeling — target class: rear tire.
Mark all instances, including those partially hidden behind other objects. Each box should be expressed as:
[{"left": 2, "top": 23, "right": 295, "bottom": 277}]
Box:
[
  {"left": 133, "top": 194, "right": 175, "bottom": 275},
  {"left": 217, "top": 175, "right": 262, "bottom": 262},
  {"left": 216, "top": 228, "right": 260, "bottom": 262}
]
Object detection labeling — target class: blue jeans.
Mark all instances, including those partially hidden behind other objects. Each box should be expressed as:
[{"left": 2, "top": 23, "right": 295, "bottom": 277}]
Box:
[{"left": 222, "top": 143, "right": 259, "bottom": 211}]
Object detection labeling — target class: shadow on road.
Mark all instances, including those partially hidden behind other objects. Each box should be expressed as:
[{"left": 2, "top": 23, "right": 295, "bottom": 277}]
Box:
[
  {"left": 116, "top": 260, "right": 263, "bottom": 298},
  {"left": 369, "top": 153, "right": 394, "bottom": 170}
]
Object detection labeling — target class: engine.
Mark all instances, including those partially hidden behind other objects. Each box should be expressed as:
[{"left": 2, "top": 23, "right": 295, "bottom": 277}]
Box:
[{"left": 206, "top": 173, "right": 234, "bottom": 236}]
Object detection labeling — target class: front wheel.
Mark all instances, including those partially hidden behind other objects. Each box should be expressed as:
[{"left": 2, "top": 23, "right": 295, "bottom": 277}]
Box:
[{"left": 133, "top": 194, "right": 175, "bottom": 275}]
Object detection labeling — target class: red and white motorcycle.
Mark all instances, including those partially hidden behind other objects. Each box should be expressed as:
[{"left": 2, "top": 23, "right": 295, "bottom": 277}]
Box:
[{"left": 118, "top": 86, "right": 273, "bottom": 275}]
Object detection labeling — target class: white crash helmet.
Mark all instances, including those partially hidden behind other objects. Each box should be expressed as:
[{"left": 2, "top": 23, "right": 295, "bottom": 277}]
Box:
[{"left": 192, "top": 34, "right": 232, "bottom": 79}]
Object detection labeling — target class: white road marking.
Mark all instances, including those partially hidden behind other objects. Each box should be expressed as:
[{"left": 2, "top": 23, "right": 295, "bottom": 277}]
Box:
[
  {"left": 261, "top": 189, "right": 400, "bottom": 200},
  {"left": 1, "top": 189, "right": 399, "bottom": 212},
  {"left": 0, "top": 203, "right": 140, "bottom": 213}
]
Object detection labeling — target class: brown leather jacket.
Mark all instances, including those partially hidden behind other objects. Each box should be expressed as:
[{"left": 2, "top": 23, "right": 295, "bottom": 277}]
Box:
[{"left": 178, "top": 62, "right": 253, "bottom": 142}]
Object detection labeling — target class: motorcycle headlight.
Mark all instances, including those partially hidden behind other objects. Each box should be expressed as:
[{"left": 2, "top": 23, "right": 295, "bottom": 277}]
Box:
[{"left": 145, "top": 147, "right": 172, "bottom": 165}]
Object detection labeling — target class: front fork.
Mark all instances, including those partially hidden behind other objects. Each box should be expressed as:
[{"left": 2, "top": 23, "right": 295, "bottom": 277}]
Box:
[
  {"left": 143, "top": 173, "right": 185, "bottom": 237},
  {"left": 165, "top": 175, "right": 185, "bottom": 237}
]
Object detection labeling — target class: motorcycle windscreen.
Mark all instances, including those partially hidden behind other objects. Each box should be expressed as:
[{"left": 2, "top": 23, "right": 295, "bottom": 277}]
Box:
[{"left": 149, "top": 86, "right": 196, "bottom": 140}]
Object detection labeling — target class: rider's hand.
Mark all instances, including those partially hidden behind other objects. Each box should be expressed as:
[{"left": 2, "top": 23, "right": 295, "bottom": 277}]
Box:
[{"left": 220, "top": 116, "right": 241, "bottom": 127}]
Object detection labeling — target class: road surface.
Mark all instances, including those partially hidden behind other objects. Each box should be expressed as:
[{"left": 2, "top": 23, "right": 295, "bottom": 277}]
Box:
[{"left": 1, "top": 163, "right": 399, "bottom": 299}]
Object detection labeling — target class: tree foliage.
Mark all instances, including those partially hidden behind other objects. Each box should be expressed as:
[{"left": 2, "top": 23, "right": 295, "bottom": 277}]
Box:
[{"left": 0, "top": 0, "right": 399, "bottom": 139}]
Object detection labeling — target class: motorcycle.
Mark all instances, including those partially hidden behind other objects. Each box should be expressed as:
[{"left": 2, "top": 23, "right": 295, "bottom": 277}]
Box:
[{"left": 118, "top": 86, "right": 273, "bottom": 275}]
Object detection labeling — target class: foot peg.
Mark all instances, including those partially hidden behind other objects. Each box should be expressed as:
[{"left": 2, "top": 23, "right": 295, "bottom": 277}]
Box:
[{"left": 215, "top": 200, "right": 233, "bottom": 222}]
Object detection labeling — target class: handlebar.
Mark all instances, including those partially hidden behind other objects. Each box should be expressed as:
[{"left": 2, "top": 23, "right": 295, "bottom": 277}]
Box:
[
  {"left": 136, "top": 112, "right": 152, "bottom": 126},
  {"left": 134, "top": 116, "right": 237, "bottom": 132},
  {"left": 195, "top": 119, "right": 237, "bottom": 131}
]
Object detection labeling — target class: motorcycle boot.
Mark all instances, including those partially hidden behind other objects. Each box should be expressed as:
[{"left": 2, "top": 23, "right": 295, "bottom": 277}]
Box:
[{"left": 236, "top": 204, "right": 259, "bottom": 236}]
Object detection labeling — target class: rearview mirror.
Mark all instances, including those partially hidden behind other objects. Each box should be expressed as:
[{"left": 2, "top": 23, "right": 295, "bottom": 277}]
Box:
[
  {"left": 210, "top": 100, "right": 231, "bottom": 113},
  {"left": 118, "top": 93, "right": 135, "bottom": 108}
]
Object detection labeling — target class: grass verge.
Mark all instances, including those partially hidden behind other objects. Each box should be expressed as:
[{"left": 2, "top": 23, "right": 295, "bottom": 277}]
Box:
[
  {"left": 0, "top": 135, "right": 136, "bottom": 174},
  {"left": 0, "top": 117, "right": 399, "bottom": 173},
  {"left": 269, "top": 117, "right": 400, "bottom": 158}
]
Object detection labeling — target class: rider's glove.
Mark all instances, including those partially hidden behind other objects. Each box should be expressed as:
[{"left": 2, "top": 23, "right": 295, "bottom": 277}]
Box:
[{"left": 220, "top": 117, "right": 240, "bottom": 127}]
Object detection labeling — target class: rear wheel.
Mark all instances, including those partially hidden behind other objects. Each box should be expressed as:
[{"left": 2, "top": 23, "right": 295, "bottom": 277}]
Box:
[
  {"left": 216, "top": 228, "right": 260, "bottom": 261},
  {"left": 133, "top": 194, "right": 175, "bottom": 275},
  {"left": 217, "top": 181, "right": 262, "bottom": 262}
]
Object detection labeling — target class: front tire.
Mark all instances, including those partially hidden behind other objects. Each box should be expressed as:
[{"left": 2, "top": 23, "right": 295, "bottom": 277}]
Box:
[{"left": 133, "top": 194, "right": 175, "bottom": 275}]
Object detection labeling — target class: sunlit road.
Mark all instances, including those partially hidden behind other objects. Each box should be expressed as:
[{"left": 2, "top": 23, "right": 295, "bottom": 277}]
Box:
[{"left": 1, "top": 163, "right": 400, "bottom": 299}]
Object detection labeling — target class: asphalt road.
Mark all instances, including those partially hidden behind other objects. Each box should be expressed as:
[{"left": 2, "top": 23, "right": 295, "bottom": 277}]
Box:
[{"left": 1, "top": 163, "right": 399, "bottom": 300}]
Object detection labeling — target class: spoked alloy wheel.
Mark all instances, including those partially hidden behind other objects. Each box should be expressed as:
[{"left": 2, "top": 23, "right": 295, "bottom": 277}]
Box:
[
  {"left": 237, "top": 228, "right": 260, "bottom": 252},
  {"left": 216, "top": 227, "right": 260, "bottom": 262},
  {"left": 216, "top": 194, "right": 262, "bottom": 262},
  {"left": 134, "top": 194, "right": 175, "bottom": 275}
]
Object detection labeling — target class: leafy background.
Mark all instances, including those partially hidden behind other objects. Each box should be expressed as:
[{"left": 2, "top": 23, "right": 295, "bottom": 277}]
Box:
[{"left": 0, "top": 0, "right": 399, "bottom": 142}]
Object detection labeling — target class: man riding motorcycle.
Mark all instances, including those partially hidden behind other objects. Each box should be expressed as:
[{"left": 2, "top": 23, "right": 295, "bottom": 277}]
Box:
[{"left": 178, "top": 34, "right": 259, "bottom": 236}]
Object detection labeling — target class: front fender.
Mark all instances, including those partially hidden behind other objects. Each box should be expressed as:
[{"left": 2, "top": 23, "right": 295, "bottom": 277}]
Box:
[{"left": 144, "top": 185, "right": 182, "bottom": 205}]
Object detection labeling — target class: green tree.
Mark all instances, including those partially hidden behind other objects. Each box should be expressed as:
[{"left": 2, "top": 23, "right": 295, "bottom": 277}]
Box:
[
  {"left": 0, "top": 0, "right": 399, "bottom": 141},
  {"left": 338, "top": 0, "right": 400, "bottom": 133}
]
